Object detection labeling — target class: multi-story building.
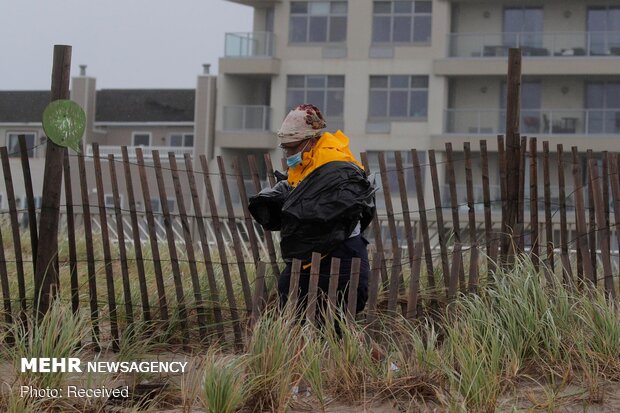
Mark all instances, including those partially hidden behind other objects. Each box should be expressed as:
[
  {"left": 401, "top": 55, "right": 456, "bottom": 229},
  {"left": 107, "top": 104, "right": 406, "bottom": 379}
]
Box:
[{"left": 216, "top": 0, "right": 620, "bottom": 221}]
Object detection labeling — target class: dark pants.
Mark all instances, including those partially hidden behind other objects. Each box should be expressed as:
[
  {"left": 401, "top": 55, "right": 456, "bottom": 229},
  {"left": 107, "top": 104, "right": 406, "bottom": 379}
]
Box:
[{"left": 278, "top": 235, "right": 370, "bottom": 320}]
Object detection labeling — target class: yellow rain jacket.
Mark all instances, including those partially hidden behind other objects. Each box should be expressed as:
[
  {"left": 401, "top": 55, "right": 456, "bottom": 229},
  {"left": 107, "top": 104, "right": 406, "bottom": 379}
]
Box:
[
  {"left": 287, "top": 130, "right": 363, "bottom": 187},
  {"left": 249, "top": 129, "right": 376, "bottom": 260}
]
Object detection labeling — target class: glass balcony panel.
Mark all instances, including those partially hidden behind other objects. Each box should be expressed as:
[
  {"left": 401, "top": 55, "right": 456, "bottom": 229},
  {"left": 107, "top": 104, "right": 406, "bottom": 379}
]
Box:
[
  {"left": 520, "top": 110, "right": 543, "bottom": 134},
  {"left": 223, "top": 106, "right": 271, "bottom": 131},
  {"left": 225, "top": 34, "right": 242, "bottom": 56},
  {"left": 225, "top": 32, "right": 274, "bottom": 57},
  {"left": 449, "top": 33, "right": 504, "bottom": 57},
  {"left": 445, "top": 109, "right": 464, "bottom": 133},
  {"left": 548, "top": 32, "right": 586, "bottom": 56},
  {"left": 86, "top": 146, "right": 193, "bottom": 159},
  {"left": 445, "top": 109, "right": 500, "bottom": 134},
  {"left": 244, "top": 106, "right": 269, "bottom": 130},
  {"left": 585, "top": 110, "right": 620, "bottom": 134},
  {"left": 543, "top": 109, "right": 584, "bottom": 134},
  {"left": 449, "top": 31, "right": 620, "bottom": 58},
  {"left": 223, "top": 107, "right": 244, "bottom": 130},
  {"left": 609, "top": 31, "right": 620, "bottom": 55},
  {"left": 589, "top": 32, "right": 608, "bottom": 56},
  {"left": 445, "top": 109, "right": 613, "bottom": 135},
  {"left": 479, "top": 110, "right": 501, "bottom": 134}
]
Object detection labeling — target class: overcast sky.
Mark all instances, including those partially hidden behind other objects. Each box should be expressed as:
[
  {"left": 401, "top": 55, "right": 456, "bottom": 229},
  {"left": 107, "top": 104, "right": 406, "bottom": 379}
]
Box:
[{"left": 0, "top": 0, "right": 253, "bottom": 90}]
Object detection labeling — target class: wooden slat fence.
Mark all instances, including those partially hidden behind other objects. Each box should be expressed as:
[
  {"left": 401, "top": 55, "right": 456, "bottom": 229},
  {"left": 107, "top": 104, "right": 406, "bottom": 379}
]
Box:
[{"left": 0, "top": 136, "right": 620, "bottom": 348}]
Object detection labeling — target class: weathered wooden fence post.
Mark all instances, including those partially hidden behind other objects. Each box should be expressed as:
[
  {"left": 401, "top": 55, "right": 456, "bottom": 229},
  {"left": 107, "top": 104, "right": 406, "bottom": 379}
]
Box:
[
  {"left": 464, "top": 142, "right": 479, "bottom": 292},
  {"left": 480, "top": 140, "right": 495, "bottom": 275},
  {"left": 589, "top": 157, "right": 616, "bottom": 299},
  {"left": 19, "top": 135, "right": 39, "bottom": 268},
  {"left": 0, "top": 148, "right": 26, "bottom": 320},
  {"left": 501, "top": 48, "right": 522, "bottom": 265},
  {"left": 35, "top": 45, "right": 72, "bottom": 315},
  {"left": 557, "top": 144, "right": 573, "bottom": 284},
  {"left": 572, "top": 147, "right": 594, "bottom": 286},
  {"left": 542, "top": 142, "right": 554, "bottom": 279},
  {"left": 529, "top": 138, "right": 539, "bottom": 272},
  {"left": 429, "top": 150, "right": 450, "bottom": 295},
  {"left": 410, "top": 150, "right": 437, "bottom": 303},
  {"left": 92, "top": 144, "right": 120, "bottom": 349}
]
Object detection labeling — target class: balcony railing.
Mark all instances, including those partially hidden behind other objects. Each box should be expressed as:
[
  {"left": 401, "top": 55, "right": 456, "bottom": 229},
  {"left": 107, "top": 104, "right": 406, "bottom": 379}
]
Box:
[
  {"left": 223, "top": 105, "right": 271, "bottom": 131},
  {"left": 225, "top": 32, "right": 274, "bottom": 58},
  {"left": 441, "top": 184, "right": 502, "bottom": 211},
  {"left": 448, "top": 31, "right": 620, "bottom": 58},
  {"left": 86, "top": 145, "right": 194, "bottom": 159},
  {"left": 439, "top": 184, "right": 580, "bottom": 211},
  {"left": 444, "top": 109, "right": 620, "bottom": 135}
]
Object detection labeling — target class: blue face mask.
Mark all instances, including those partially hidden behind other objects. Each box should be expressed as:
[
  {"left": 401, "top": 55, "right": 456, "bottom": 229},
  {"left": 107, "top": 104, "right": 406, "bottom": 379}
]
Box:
[
  {"left": 285, "top": 140, "right": 310, "bottom": 168},
  {"left": 286, "top": 151, "right": 303, "bottom": 168}
]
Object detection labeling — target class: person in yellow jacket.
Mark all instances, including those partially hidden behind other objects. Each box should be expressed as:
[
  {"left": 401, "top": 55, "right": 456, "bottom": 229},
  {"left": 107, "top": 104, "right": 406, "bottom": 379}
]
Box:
[
  {"left": 274, "top": 104, "right": 374, "bottom": 322},
  {"left": 283, "top": 128, "right": 363, "bottom": 187}
]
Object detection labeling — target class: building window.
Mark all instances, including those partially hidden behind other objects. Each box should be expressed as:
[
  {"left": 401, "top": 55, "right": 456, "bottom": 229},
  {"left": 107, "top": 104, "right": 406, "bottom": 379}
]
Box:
[
  {"left": 368, "top": 75, "right": 428, "bottom": 120},
  {"left": 7, "top": 132, "right": 37, "bottom": 158},
  {"left": 586, "top": 81, "right": 620, "bottom": 134},
  {"left": 500, "top": 80, "right": 541, "bottom": 134},
  {"left": 150, "top": 197, "right": 175, "bottom": 214},
  {"left": 587, "top": 6, "right": 620, "bottom": 55},
  {"left": 286, "top": 75, "right": 345, "bottom": 127},
  {"left": 372, "top": 1, "right": 432, "bottom": 44},
  {"left": 289, "top": 1, "right": 347, "bottom": 43},
  {"left": 104, "top": 194, "right": 123, "bottom": 209},
  {"left": 265, "top": 7, "right": 275, "bottom": 32},
  {"left": 132, "top": 132, "right": 151, "bottom": 147},
  {"left": 503, "top": 7, "right": 543, "bottom": 48},
  {"left": 170, "top": 133, "right": 194, "bottom": 147}
]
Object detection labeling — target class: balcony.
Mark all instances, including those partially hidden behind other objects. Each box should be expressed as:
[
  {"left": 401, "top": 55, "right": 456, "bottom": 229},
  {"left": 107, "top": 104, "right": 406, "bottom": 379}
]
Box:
[
  {"left": 85, "top": 145, "right": 194, "bottom": 160},
  {"left": 219, "top": 32, "right": 280, "bottom": 75},
  {"left": 449, "top": 31, "right": 620, "bottom": 58},
  {"left": 435, "top": 31, "right": 620, "bottom": 76},
  {"left": 223, "top": 105, "right": 271, "bottom": 131},
  {"left": 225, "top": 32, "right": 274, "bottom": 58},
  {"left": 216, "top": 105, "right": 276, "bottom": 149},
  {"left": 441, "top": 184, "right": 502, "bottom": 211},
  {"left": 444, "top": 109, "right": 620, "bottom": 136},
  {"left": 441, "top": 184, "right": 575, "bottom": 212}
]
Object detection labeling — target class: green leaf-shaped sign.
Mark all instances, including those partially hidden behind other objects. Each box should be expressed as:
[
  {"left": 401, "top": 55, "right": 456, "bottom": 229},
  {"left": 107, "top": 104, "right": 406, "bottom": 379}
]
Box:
[{"left": 42, "top": 100, "right": 86, "bottom": 152}]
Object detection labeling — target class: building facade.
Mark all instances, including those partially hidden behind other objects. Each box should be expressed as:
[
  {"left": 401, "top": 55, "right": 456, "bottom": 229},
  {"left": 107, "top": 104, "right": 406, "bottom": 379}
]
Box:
[
  {"left": 0, "top": 66, "right": 217, "bottom": 218},
  {"left": 216, "top": 0, "right": 620, "bottom": 217}
]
